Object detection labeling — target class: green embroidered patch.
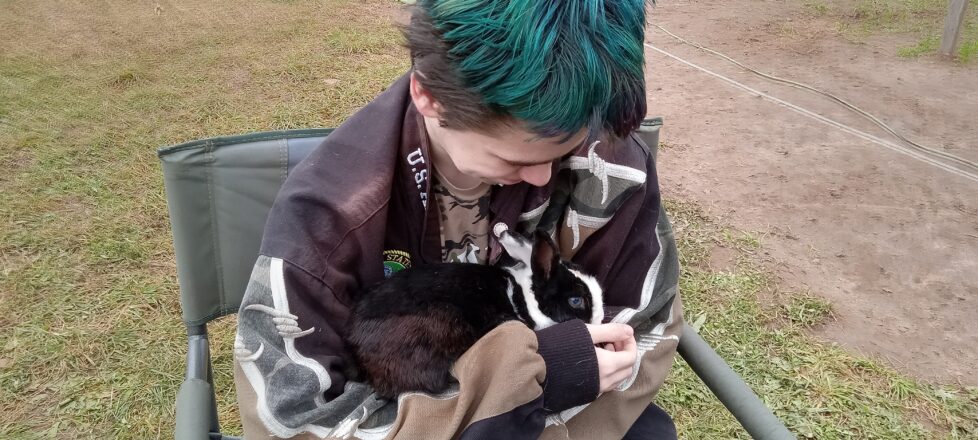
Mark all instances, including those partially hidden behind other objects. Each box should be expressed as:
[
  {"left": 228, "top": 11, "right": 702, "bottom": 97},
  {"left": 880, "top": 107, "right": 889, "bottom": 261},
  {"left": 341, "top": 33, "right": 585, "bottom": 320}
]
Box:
[{"left": 382, "top": 250, "right": 412, "bottom": 278}]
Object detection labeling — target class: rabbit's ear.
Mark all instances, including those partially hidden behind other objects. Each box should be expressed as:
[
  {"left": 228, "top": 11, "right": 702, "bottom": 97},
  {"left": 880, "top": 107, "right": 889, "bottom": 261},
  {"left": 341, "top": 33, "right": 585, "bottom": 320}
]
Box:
[{"left": 531, "top": 230, "right": 560, "bottom": 281}]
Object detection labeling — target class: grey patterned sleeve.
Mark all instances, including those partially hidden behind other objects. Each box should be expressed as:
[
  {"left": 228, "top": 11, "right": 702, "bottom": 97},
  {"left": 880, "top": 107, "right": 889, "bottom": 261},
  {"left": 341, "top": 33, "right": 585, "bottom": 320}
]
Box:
[{"left": 233, "top": 255, "right": 389, "bottom": 439}]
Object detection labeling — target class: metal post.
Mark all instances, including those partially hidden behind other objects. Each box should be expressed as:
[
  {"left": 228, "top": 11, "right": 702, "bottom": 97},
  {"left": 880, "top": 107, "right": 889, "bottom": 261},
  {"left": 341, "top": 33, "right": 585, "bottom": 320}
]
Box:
[{"left": 939, "top": 0, "right": 969, "bottom": 56}]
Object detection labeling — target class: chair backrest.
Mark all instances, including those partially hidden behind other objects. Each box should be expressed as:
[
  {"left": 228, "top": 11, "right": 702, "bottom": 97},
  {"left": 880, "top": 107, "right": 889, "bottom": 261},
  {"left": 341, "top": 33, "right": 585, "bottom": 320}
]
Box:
[
  {"left": 158, "top": 119, "right": 661, "bottom": 327},
  {"left": 158, "top": 129, "right": 332, "bottom": 327}
]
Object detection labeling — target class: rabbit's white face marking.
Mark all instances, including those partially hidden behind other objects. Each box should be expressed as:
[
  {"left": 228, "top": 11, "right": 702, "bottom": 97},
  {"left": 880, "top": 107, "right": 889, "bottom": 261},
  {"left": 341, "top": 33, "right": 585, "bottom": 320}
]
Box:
[
  {"left": 499, "top": 231, "right": 558, "bottom": 329},
  {"left": 505, "top": 259, "right": 558, "bottom": 330},
  {"left": 568, "top": 268, "right": 604, "bottom": 325},
  {"left": 504, "top": 278, "right": 517, "bottom": 311}
]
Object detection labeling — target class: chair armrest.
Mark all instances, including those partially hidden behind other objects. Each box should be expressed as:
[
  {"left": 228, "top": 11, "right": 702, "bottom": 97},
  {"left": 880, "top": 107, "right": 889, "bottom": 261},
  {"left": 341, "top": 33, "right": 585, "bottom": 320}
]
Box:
[{"left": 678, "top": 323, "right": 795, "bottom": 440}]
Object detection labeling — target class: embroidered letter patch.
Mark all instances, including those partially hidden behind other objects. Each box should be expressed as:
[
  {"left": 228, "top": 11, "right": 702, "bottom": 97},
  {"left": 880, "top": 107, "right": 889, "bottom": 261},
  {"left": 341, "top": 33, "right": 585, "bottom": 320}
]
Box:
[{"left": 382, "top": 250, "right": 412, "bottom": 278}]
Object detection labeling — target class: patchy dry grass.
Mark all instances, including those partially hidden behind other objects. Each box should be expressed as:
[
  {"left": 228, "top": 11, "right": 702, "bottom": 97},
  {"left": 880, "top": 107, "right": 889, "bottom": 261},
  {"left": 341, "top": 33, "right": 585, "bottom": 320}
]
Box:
[
  {"left": 1, "top": 0, "right": 407, "bottom": 437},
  {"left": 804, "top": 0, "right": 978, "bottom": 61},
  {"left": 1, "top": 1, "right": 976, "bottom": 439},
  {"left": 898, "top": 34, "right": 941, "bottom": 56},
  {"left": 660, "top": 200, "right": 978, "bottom": 439}
]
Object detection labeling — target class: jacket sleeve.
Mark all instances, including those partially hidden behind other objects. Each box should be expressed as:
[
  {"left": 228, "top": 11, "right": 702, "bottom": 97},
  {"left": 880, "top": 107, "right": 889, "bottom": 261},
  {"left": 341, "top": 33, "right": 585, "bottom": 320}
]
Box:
[
  {"left": 385, "top": 320, "right": 595, "bottom": 440},
  {"left": 233, "top": 255, "right": 601, "bottom": 440},
  {"left": 543, "top": 142, "right": 684, "bottom": 438},
  {"left": 233, "top": 256, "right": 383, "bottom": 439}
]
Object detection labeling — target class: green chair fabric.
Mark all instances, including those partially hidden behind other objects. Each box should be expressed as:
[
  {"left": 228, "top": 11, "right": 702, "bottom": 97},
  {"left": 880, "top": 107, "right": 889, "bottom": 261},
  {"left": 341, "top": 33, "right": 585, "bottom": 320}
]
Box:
[{"left": 158, "top": 129, "right": 333, "bottom": 327}]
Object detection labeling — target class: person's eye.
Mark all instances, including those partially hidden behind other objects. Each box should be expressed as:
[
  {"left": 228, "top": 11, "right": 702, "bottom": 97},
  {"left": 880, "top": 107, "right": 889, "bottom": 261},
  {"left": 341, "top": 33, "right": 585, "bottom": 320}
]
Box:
[{"left": 567, "top": 297, "right": 585, "bottom": 309}]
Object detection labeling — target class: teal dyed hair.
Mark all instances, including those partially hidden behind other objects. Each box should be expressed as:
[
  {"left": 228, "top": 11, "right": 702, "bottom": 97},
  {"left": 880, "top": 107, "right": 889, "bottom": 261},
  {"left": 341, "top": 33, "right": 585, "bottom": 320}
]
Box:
[{"left": 407, "top": 0, "right": 649, "bottom": 139}]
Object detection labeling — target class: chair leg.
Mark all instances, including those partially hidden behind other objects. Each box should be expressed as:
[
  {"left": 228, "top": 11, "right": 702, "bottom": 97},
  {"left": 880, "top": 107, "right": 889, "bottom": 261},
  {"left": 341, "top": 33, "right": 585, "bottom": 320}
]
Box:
[{"left": 205, "top": 341, "right": 220, "bottom": 435}]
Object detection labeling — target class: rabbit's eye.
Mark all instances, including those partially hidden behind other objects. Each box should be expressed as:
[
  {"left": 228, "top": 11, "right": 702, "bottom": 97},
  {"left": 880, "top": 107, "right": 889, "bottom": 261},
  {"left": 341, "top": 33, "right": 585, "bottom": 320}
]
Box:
[{"left": 567, "top": 297, "right": 585, "bottom": 309}]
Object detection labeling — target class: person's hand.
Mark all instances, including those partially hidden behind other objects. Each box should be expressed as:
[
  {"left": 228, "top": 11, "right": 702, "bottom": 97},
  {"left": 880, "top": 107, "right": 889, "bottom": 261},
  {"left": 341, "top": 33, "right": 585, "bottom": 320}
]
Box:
[{"left": 585, "top": 323, "right": 637, "bottom": 393}]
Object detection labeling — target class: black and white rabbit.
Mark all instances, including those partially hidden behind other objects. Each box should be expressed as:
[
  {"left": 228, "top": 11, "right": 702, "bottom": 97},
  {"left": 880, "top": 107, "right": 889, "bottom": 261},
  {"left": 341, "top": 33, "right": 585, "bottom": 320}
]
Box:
[{"left": 346, "top": 229, "right": 604, "bottom": 398}]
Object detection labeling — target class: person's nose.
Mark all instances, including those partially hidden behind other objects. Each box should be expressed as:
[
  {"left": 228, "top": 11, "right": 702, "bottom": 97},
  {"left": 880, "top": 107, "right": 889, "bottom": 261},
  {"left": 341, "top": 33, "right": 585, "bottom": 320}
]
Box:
[{"left": 518, "top": 163, "right": 553, "bottom": 187}]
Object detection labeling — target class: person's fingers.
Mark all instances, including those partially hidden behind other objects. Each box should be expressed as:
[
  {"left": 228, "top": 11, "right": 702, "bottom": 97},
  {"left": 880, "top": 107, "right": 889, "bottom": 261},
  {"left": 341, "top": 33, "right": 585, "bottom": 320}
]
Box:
[
  {"left": 611, "top": 359, "right": 635, "bottom": 388},
  {"left": 592, "top": 329, "right": 639, "bottom": 393},
  {"left": 594, "top": 349, "right": 617, "bottom": 392},
  {"left": 585, "top": 323, "right": 633, "bottom": 344},
  {"left": 613, "top": 363, "right": 634, "bottom": 383},
  {"left": 594, "top": 347, "right": 637, "bottom": 392},
  {"left": 620, "top": 333, "right": 637, "bottom": 353},
  {"left": 597, "top": 347, "right": 636, "bottom": 374},
  {"left": 610, "top": 347, "right": 636, "bottom": 369}
]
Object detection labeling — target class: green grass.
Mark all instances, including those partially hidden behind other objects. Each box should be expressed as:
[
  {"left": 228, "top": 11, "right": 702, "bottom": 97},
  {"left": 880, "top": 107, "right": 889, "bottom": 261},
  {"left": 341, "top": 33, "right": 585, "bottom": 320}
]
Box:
[
  {"left": 0, "top": 0, "right": 407, "bottom": 437},
  {"left": 959, "top": 36, "right": 978, "bottom": 60},
  {"left": 804, "top": 0, "right": 832, "bottom": 16},
  {"left": 899, "top": 34, "right": 941, "bottom": 56},
  {"left": 809, "top": 0, "right": 978, "bottom": 61},
  {"left": 1, "top": 1, "right": 976, "bottom": 438},
  {"left": 781, "top": 293, "right": 834, "bottom": 327}
]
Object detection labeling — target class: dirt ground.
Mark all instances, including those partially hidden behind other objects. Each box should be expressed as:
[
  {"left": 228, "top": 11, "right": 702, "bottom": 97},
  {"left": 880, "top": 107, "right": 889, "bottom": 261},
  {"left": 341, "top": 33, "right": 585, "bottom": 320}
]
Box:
[{"left": 646, "top": 0, "right": 978, "bottom": 385}]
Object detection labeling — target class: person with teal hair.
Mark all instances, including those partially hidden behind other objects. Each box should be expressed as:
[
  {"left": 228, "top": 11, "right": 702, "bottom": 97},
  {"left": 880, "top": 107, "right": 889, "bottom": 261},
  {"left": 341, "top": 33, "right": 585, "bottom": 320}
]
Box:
[{"left": 233, "top": 1, "right": 683, "bottom": 438}]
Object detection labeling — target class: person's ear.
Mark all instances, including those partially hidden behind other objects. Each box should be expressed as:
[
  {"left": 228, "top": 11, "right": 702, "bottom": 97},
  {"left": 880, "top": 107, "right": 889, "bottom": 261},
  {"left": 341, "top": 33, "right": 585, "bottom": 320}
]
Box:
[{"left": 409, "top": 71, "right": 443, "bottom": 119}]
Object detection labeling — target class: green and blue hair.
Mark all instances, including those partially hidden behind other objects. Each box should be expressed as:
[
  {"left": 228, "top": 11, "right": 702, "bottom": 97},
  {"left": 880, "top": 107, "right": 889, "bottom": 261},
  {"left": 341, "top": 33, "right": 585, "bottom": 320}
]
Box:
[{"left": 405, "top": 0, "right": 649, "bottom": 140}]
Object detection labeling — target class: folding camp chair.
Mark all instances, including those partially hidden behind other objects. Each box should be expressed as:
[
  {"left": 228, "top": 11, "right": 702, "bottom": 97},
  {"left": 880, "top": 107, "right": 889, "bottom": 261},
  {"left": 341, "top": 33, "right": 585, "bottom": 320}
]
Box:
[{"left": 158, "top": 118, "right": 794, "bottom": 439}]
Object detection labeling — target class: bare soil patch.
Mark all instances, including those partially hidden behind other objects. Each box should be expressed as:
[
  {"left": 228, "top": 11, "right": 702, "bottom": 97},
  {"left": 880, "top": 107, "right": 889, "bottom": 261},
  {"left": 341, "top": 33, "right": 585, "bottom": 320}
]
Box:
[{"left": 648, "top": 0, "right": 978, "bottom": 385}]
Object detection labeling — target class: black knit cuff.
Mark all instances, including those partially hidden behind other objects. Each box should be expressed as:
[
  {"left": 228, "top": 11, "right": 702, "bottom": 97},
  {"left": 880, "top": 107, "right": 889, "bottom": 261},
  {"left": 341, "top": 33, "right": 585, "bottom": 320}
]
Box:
[{"left": 535, "top": 319, "right": 600, "bottom": 412}]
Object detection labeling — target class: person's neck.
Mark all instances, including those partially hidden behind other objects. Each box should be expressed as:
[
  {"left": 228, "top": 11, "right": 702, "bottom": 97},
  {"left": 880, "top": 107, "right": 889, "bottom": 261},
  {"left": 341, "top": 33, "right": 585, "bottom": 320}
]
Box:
[{"left": 423, "top": 116, "right": 484, "bottom": 190}]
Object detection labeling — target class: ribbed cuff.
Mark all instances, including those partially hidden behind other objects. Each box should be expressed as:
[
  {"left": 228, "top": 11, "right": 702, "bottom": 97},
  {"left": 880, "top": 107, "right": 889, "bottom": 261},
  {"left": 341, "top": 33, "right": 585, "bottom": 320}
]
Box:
[{"left": 535, "top": 319, "right": 599, "bottom": 412}]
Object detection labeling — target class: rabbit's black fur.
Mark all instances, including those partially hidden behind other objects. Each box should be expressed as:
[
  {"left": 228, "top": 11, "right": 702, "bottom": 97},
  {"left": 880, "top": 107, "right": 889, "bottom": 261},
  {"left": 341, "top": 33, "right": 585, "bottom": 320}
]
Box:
[{"left": 346, "top": 230, "right": 604, "bottom": 398}]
